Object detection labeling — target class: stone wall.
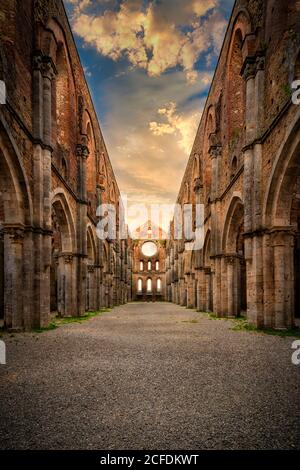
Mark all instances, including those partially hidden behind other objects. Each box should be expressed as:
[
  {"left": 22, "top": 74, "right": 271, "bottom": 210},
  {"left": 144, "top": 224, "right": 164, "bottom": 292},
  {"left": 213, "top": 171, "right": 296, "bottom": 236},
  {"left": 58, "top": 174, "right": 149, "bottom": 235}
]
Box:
[
  {"left": 166, "top": 0, "right": 300, "bottom": 329},
  {"left": 0, "top": 0, "right": 131, "bottom": 330}
]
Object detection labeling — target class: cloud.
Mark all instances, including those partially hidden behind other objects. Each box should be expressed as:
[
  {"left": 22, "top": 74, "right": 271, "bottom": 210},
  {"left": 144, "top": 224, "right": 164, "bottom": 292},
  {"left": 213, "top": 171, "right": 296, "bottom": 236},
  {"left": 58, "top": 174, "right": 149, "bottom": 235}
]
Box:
[
  {"left": 71, "top": 0, "right": 227, "bottom": 82},
  {"left": 149, "top": 101, "right": 200, "bottom": 154},
  {"left": 94, "top": 68, "right": 210, "bottom": 230}
]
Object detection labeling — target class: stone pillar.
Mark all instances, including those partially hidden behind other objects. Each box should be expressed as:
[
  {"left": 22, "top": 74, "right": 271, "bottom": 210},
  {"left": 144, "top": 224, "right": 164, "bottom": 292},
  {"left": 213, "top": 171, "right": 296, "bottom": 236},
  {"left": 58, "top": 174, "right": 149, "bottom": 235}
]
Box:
[
  {"left": 76, "top": 142, "right": 89, "bottom": 316},
  {"left": 272, "top": 230, "right": 295, "bottom": 329},
  {"left": 227, "top": 257, "right": 234, "bottom": 317},
  {"left": 42, "top": 58, "right": 56, "bottom": 323},
  {"left": 3, "top": 228, "right": 24, "bottom": 331},
  {"left": 32, "top": 54, "right": 56, "bottom": 328},
  {"left": 204, "top": 268, "right": 211, "bottom": 312},
  {"left": 63, "top": 255, "right": 73, "bottom": 316}
]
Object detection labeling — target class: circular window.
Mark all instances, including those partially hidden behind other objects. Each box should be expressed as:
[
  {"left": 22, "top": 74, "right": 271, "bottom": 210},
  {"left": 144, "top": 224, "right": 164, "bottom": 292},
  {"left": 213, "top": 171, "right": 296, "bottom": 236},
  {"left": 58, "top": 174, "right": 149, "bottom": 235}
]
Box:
[{"left": 141, "top": 241, "right": 157, "bottom": 257}]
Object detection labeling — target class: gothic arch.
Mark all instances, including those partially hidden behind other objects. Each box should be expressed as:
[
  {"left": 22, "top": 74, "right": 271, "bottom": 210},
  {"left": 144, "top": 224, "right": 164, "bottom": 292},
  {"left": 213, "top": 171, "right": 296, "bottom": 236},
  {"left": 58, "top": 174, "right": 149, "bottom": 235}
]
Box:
[
  {"left": 0, "top": 115, "right": 33, "bottom": 328},
  {"left": 203, "top": 107, "right": 215, "bottom": 202},
  {"left": 42, "top": 19, "right": 77, "bottom": 165},
  {"left": 203, "top": 230, "right": 211, "bottom": 267},
  {"left": 192, "top": 153, "right": 201, "bottom": 182},
  {"left": 264, "top": 110, "right": 300, "bottom": 227},
  {"left": 222, "top": 194, "right": 244, "bottom": 253},
  {"left": 51, "top": 190, "right": 76, "bottom": 252},
  {"left": 87, "top": 225, "right": 96, "bottom": 264},
  {"left": 0, "top": 116, "right": 33, "bottom": 225}
]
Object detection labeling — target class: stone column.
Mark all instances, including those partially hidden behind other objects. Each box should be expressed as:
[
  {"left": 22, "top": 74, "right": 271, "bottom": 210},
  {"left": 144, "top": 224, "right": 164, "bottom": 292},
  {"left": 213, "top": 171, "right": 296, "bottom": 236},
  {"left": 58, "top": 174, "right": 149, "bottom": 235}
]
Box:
[
  {"left": 272, "top": 230, "right": 295, "bottom": 329},
  {"left": 32, "top": 54, "right": 56, "bottom": 328},
  {"left": 227, "top": 257, "right": 234, "bottom": 317},
  {"left": 3, "top": 227, "right": 24, "bottom": 331},
  {"left": 76, "top": 142, "right": 89, "bottom": 316},
  {"left": 204, "top": 268, "right": 211, "bottom": 312},
  {"left": 64, "top": 255, "right": 74, "bottom": 316},
  {"left": 41, "top": 58, "right": 56, "bottom": 323}
]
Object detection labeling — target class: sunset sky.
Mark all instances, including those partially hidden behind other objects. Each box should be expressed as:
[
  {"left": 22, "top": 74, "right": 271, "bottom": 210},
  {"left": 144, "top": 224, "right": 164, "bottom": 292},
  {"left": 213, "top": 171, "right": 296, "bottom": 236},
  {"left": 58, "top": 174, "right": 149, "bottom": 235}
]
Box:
[{"left": 64, "top": 0, "right": 235, "bottom": 230}]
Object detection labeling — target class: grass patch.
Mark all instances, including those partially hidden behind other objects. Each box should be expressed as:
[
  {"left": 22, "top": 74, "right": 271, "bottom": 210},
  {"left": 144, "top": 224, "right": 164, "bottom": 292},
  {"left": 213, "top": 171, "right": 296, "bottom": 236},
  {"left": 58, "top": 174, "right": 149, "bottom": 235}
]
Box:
[
  {"left": 231, "top": 318, "right": 300, "bottom": 338},
  {"left": 181, "top": 319, "right": 199, "bottom": 324},
  {"left": 32, "top": 308, "right": 112, "bottom": 333},
  {"left": 197, "top": 310, "right": 300, "bottom": 338}
]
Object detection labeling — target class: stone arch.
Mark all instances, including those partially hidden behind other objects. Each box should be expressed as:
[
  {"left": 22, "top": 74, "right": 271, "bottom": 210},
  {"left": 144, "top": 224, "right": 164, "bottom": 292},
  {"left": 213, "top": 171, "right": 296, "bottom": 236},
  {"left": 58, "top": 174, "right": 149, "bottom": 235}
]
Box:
[
  {"left": 85, "top": 113, "right": 96, "bottom": 196},
  {"left": 264, "top": 110, "right": 300, "bottom": 227},
  {"left": 42, "top": 19, "right": 77, "bottom": 171},
  {"left": 86, "top": 225, "right": 97, "bottom": 311},
  {"left": 0, "top": 117, "right": 33, "bottom": 226},
  {"left": 183, "top": 182, "right": 189, "bottom": 203},
  {"left": 222, "top": 194, "right": 244, "bottom": 253},
  {"left": 87, "top": 225, "right": 96, "bottom": 264},
  {"left": 227, "top": 29, "right": 246, "bottom": 144},
  {"left": 0, "top": 116, "right": 33, "bottom": 328},
  {"left": 263, "top": 110, "right": 300, "bottom": 325},
  {"left": 192, "top": 153, "right": 201, "bottom": 180},
  {"left": 203, "top": 229, "right": 211, "bottom": 268},
  {"left": 203, "top": 107, "right": 215, "bottom": 203},
  {"left": 110, "top": 181, "right": 116, "bottom": 203},
  {"left": 50, "top": 191, "right": 76, "bottom": 316},
  {"left": 51, "top": 191, "right": 76, "bottom": 252},
  {"left": 222, "top": 194, "right": 246, "bottom": 316}
]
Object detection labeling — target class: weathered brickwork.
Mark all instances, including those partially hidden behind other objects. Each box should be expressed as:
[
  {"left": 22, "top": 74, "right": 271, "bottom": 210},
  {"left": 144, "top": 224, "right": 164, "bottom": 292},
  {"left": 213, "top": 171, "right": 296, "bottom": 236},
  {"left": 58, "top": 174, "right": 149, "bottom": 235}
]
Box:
[
  {"left": 166, "top": 0, "right": 300, "bottom": 329},
  {"left": 0, "top": 0, "right": 132, "bottom": 330}
]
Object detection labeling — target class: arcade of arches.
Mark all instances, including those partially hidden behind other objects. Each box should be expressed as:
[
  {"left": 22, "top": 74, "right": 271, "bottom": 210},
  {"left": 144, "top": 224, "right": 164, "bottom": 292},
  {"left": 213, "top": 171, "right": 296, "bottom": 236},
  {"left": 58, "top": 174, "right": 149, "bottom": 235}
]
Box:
[{"left": 0, "top": 0, "right": 300, "bottom": 331}]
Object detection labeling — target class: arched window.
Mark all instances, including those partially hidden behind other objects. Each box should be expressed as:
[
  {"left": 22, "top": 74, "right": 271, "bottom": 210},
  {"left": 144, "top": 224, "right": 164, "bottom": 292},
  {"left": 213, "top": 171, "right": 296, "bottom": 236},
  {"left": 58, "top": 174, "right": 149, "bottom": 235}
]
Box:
[
  {"left": 140, "top": 260, "right": 144, "bottom": 271},
  {"left": 148, "top": 260, "right": 152, "bottom": 271},
  {"left": 138, "top": 278, "right": 142, "bottom": 292},
  {"left": 227, "top": 29, "right": 245, "bottom": 143},
  {"left": 147, "top": 278, "right": 152, "bottom": 292},
  {"left": 157, "top": 278, "right": 161, "bottom": 292},
  {"left": 231, "top": 156, "right": 238, "bottom": 180},
  {"left": 61, "top": 157, "right": 67, "bottom": 179},
  {"left": 155, "top": 260, "right": 159, "bottom": 271},
  {"left": 87, "top": 121, "right": 96, "bottom": 195}
]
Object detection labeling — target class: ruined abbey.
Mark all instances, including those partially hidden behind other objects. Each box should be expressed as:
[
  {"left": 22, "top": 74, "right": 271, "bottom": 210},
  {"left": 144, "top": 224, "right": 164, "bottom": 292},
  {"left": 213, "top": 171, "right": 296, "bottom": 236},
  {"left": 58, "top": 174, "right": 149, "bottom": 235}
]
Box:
[{"left": 1, "top": 0, "right": 300, "bottom": 331}]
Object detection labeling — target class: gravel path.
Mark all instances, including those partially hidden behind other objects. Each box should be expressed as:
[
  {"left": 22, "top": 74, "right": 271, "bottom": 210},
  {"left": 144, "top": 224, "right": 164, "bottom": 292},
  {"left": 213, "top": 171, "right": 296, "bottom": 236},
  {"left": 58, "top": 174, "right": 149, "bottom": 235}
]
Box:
[{"left": 0, "top": 302, "right": 299, "bottom": 450}]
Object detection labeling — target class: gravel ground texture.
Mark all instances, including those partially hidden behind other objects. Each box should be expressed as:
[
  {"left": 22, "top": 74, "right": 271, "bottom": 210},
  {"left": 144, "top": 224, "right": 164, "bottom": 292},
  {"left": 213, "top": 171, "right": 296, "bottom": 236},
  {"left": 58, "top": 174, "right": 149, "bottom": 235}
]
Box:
[{"left": 0, "top": 302, "right": 299, "bottom": 450}]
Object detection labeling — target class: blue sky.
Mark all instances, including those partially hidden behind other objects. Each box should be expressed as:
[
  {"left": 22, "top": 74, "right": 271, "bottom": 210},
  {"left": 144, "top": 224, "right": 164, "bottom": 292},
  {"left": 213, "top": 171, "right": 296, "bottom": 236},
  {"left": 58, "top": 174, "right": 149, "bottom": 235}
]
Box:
[{"left": 64, "top": 0, "right": 235, "bottom": 229}]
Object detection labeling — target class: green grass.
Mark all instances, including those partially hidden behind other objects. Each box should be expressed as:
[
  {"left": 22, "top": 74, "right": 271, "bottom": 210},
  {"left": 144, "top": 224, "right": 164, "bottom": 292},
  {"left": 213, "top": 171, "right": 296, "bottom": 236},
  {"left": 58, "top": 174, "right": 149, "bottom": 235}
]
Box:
[
  {"left": 32, "top": 308, "right": 112, "bottom": 333},
  {"left": 181, "top": 319, "right": 199, "bottom": 324},
  {"left": 196, "top": 310, "right": 300, "bottom": 338},
  {"left": 231, "top": 318, "right": 300, "bottom": 338}
]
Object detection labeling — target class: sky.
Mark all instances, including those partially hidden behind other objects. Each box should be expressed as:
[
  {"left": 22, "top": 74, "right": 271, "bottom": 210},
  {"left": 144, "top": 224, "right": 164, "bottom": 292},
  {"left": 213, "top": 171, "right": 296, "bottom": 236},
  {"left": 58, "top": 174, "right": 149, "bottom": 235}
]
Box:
[{"left": 64, "top": 0, "right": 235, "bottom": 231}]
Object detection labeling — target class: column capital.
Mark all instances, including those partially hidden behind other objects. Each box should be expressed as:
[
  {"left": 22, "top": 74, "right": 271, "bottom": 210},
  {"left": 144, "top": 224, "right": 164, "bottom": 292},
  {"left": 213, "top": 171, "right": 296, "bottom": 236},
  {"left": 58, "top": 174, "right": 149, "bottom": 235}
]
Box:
[
  {"left": 64, "top": 254, "right": 73, "bottom": 264},
  {"left": 241, "top": 56, "right": 256, "bottom": 81},
  {"left": 76, "top": 143, "right": 89, "bottom": 159},
  {"left": 4, "top": 226, "right": 25, "bottom": 244},
  {"left": 209, "top": 145, "right": 222, "bottom": 159},
  {"left": 40, "top": 56, "right": 57, "bottom": 80},
  {"left": 193, "top": 177, "right": 203, "bottom": 193}
]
